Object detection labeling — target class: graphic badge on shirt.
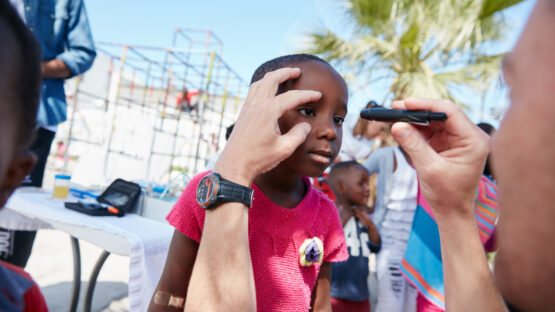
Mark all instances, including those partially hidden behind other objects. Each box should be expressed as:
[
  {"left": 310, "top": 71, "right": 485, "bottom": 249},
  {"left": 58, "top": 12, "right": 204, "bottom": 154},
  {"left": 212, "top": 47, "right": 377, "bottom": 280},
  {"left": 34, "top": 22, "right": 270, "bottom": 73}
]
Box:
[{"left": 299, "top": 237, "right": 324, "bottom": 266}]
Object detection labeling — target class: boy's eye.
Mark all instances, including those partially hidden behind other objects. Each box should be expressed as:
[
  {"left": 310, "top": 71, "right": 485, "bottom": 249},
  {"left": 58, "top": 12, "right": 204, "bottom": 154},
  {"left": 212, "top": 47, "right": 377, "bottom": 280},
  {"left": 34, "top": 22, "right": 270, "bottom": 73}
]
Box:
[
  {"left": 334, "top": 116, "right": 345, "bottom": 126},
  {"left": 298, "top": 108, "right": 315, "bottom": 117}
]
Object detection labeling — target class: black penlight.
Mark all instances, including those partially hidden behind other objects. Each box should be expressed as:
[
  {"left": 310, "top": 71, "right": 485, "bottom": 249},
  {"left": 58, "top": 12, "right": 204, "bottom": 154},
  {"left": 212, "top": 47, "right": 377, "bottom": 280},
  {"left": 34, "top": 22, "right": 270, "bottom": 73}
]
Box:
[{"left": 360, "top": 108, "right": 447, "bottom": 124}]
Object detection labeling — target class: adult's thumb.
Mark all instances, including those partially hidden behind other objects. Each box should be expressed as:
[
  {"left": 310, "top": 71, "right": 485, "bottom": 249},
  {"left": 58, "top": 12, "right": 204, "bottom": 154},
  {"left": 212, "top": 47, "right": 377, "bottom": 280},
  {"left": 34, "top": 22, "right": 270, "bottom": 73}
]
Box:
[
  {"left": 391, "top": 122, "right": 437, "bottom": 169},
  {"left": 280, "top": 122, "right": 311, "bottom": 156}
]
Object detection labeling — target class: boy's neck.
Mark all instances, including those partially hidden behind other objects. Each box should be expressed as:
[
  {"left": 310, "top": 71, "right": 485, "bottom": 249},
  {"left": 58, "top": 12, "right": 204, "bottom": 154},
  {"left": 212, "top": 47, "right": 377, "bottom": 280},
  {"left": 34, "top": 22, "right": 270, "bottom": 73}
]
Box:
[
  {"left": 254, "top": 163, "right": 306, "bottom": 209},
  {"left": 334, "top": 195, "right": 347, "bottom": 207},
  {"left": 337, "top": 197, "right": 358, "bottom": 208}
]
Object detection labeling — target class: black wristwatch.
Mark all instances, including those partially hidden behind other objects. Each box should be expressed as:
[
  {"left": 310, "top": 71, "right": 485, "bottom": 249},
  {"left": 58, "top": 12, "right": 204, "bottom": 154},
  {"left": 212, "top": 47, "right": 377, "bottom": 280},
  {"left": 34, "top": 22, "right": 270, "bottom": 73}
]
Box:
[{"left": 196, "top": 172, "right": 253, "bottom": 210}]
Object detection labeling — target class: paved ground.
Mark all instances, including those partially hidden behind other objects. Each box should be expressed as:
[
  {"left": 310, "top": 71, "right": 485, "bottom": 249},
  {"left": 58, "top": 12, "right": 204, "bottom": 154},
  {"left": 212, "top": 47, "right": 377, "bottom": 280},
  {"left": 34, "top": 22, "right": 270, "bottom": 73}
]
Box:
[{"left": 26, "top": 229, "right": 131, "bottom": 311}]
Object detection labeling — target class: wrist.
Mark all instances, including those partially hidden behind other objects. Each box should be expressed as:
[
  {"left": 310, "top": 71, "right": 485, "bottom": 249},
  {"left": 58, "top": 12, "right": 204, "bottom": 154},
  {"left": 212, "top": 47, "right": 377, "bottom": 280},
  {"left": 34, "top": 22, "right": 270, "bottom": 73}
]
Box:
[
  {"left": 213, "top": 154, "right": 254, "bottom": 188},
  {"left": 434, "top": 202, "right": 476, "bottom": 231}
]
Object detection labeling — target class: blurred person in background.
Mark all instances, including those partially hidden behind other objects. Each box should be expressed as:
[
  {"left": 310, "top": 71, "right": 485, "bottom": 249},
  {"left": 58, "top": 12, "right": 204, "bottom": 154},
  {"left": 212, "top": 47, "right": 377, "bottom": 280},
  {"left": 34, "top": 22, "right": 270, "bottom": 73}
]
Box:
[
  {"left": 1, "top": 0, "right": 96, "bottom": 268},
  {"left": 336, "top": 100, "right": 388, "bottom": 163},
  {"left": 363, "top": 145, "right": 418, "bottom": 312},
  {"left": 0, "top": 0, "right": 47, "bottom": 310}
]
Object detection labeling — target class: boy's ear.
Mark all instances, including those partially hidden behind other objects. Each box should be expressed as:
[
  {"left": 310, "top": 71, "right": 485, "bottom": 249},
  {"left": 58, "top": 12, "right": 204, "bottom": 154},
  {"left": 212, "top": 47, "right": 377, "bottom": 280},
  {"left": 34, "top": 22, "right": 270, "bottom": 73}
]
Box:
[
  {"left": 0, "top": 151, "right": 37, "bottom": 207},
  {"left": 336, "top": 181, "right": 346, "bottom": 195}
]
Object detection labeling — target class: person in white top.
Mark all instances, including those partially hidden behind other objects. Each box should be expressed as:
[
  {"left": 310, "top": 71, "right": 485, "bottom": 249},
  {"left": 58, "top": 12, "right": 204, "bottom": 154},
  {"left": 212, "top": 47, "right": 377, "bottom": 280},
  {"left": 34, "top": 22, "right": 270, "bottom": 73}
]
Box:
[
  {"left": 365, "top": 146, "right": 418, "bottom": 312},
  {"left": 337, "top": 101, "right": 388, "bottom": 162}
]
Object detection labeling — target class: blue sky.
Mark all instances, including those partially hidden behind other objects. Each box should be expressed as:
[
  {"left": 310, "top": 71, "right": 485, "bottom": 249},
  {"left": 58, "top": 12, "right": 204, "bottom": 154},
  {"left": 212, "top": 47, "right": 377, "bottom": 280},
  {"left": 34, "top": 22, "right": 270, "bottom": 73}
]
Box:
[{"left": 86, "top": 0, "right": 535, "bottom": 124}]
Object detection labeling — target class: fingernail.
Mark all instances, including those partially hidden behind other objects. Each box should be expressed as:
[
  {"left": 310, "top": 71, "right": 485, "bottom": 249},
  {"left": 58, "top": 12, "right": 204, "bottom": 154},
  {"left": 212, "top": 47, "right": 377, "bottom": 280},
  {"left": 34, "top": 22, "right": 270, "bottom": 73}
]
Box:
[{"left": 391, "top": 100, "right": 404, "bottom": 109}]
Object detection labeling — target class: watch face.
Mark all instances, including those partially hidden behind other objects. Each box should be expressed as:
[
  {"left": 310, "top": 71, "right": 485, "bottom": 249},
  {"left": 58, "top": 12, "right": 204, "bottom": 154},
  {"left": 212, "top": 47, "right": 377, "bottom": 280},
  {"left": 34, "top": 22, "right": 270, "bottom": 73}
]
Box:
[{"left": 196, "top": 174, "right": 219, "bottom": 209}]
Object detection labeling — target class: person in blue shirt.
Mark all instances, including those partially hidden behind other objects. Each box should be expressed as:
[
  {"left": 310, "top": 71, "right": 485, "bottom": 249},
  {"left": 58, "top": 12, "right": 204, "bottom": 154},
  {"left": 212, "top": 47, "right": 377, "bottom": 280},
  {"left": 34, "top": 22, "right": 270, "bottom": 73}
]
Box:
[
  {"left": 328, "top": 161, "right": 381, "bottom": 312},
  {"left": 1, "top": 0, "right": 96, "bottom": 268}
]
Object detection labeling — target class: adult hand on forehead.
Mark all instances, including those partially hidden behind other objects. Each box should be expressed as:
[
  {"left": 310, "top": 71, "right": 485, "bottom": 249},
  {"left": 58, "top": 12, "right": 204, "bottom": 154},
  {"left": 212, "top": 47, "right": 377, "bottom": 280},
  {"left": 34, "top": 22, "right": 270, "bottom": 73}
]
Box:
[
  {"left": 214, "top": 67, "right": 322, "bottom": 186},
  {"left": 390, "top": 98, "right": 489, "bottom": 217}
]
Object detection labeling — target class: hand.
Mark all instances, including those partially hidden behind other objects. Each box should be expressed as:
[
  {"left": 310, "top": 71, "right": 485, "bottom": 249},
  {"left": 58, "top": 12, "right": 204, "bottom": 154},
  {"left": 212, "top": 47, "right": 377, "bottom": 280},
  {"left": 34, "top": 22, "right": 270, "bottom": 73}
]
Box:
[
  {"left": 352, "top": 206, "right": 380, "bottom": 245},
  {"left": 390, "top": 98, "right": 489, "bottom": 219},
  {"left": 214, "top": 68, "right": 321, "bottom": 186},
  {"left": 352, "top": 206, "right": 372, "bottom": 226},
  {"left": 41, "top": 59, "right": 71, "bottom": 78}
]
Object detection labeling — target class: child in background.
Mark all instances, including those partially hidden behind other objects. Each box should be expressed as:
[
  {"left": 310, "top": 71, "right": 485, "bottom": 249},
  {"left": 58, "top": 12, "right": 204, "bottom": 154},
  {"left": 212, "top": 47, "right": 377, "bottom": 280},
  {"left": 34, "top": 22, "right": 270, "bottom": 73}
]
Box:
[
  {"left": 0, "top": 1, "right": 47, "bottom": 310},
  {"left": 150, "top": 54, "right": 349, "bottom": 311},
  {"left": 328, "top": 161, "right": 381, "bottom": 312}
]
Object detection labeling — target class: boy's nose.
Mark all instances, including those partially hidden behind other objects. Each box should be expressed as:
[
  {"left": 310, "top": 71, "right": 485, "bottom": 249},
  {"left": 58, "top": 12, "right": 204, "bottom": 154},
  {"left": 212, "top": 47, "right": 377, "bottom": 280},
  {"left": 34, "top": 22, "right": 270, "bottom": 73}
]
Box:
[{"left": 315, "top": 119, "right": 337, "bottom": 140}]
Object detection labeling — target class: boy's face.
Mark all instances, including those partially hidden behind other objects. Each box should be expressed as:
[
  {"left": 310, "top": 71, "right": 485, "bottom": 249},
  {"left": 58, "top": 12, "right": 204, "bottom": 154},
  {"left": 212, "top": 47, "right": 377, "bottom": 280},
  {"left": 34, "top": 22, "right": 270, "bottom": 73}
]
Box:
[
  {"left": 278, "top": 61, "right": 348, "bottom": 177},
  {"left": 0, "top": 20, "right": 36, "bottom": 208},
  {"left": 342, "top": 166, "right": 370, "bottom": 206},
  {"left": 0, "top": 21, "right": 18, "bottom": 197}
]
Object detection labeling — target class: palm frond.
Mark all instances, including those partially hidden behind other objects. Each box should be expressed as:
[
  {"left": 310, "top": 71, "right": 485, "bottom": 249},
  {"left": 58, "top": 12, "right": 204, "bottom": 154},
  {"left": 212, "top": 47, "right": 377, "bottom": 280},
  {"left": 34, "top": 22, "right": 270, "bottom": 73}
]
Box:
[
  {"left": 303, "top": 0, "right": 522, "bottom": 110},
  {"left": 479, "top": 0, "right": 524, "bottom": 19}
]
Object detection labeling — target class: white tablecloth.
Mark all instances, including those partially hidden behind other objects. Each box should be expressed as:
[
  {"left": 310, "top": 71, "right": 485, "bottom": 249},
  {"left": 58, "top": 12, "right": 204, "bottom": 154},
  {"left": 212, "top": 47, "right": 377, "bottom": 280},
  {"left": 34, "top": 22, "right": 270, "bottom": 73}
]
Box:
[{"left": 0, "top": 188, "right": 174, "bottom": 312}]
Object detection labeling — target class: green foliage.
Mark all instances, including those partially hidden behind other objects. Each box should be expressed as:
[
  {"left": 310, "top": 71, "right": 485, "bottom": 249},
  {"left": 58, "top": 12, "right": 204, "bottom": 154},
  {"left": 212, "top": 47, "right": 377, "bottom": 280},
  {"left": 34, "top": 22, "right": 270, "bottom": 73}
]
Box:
[{"left": 305, "top": 0, "right": 523, "bottom": 106}]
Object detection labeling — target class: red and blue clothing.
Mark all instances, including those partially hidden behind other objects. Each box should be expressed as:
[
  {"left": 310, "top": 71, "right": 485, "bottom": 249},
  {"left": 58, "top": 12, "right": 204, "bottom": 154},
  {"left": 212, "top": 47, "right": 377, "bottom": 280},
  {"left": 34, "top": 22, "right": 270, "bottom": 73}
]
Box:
[
  {"left": 400, "top": 176, "right": 499, "bottom": 311},
  {"left": 0, "top": 261, "right": 47, "bottom": 312}
]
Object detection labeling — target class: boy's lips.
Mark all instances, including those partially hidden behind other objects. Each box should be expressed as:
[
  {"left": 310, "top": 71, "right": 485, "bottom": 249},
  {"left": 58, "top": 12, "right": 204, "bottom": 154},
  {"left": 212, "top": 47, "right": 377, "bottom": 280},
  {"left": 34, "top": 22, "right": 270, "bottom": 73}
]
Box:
[{"left": 308, "top": 150, "right": 333, "bottom": 165}]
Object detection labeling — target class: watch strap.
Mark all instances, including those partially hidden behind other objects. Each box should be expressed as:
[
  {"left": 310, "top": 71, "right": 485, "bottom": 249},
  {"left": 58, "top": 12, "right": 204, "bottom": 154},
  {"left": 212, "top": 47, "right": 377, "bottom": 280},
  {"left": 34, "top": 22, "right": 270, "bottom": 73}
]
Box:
[{"left": 218, "top": 178, "right": 253, "bottom": 208}]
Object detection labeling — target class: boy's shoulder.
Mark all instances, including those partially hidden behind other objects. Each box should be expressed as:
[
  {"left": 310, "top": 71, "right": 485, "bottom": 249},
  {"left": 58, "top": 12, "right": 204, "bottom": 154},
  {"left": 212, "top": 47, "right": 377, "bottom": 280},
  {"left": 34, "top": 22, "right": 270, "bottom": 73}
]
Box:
[
  {"left": 310, "top": 183, "right": 335, "bottom": 207},
  {"left": 0, "top": 260, "right": 33, "bottom": 282},
  {"left": 167, "top": 171, "right": 212, "bottom": 242},
  {"left": 304, "top": 177, "right": 334, "bottom": 205},
  {"left": 305, "top": 180, "right": 341, "bottom": 221},
  {"left": 189, "top": 170, "right": 212, "bottom": 186},
  {"left": 0, "top": 260, "right": 48, "bottom": 311}
]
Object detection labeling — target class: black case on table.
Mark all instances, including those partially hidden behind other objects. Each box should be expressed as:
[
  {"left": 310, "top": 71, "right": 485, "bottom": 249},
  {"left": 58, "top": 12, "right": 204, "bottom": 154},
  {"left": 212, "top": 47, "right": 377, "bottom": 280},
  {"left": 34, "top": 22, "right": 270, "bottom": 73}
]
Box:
[{"left": 65, "top": 179, "right": 141, "bottom": 217}]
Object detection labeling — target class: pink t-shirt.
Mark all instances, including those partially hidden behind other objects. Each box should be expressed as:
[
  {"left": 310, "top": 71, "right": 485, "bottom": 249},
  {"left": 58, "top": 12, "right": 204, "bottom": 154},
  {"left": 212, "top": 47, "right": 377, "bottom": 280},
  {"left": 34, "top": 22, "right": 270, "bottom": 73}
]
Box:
[{"left": 167, "top": 171, "right": 348, "bottom": 311}]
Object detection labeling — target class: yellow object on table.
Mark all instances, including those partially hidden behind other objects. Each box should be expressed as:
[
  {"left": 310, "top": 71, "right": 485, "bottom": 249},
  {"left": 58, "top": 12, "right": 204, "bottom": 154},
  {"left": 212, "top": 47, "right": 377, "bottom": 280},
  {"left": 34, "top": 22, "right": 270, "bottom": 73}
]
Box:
[{"left": 52, "top": 174, "right": 71, "bottom": 199}]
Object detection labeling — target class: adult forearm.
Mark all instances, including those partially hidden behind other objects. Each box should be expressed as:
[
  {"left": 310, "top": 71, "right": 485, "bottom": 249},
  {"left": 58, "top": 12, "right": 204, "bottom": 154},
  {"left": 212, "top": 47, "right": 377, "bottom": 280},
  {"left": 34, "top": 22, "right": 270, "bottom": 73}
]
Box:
[
  {"left": 184, "top": 67, "right": 316, "bottom": 311},
  {"left": 185, "top": 201, "right": 256, "bottom": 312},
  {"left": 436, "top": 208, "right": 507, "bottom": 312},
  {"left": 42, "top": 59, "right": 71, "bottom": 79}
]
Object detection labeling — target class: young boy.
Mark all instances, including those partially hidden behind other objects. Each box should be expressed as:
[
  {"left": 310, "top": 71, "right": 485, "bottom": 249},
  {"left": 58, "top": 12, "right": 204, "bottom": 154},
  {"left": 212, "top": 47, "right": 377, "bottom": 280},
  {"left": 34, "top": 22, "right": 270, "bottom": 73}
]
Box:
[
  {"left": 0, "top": 0, "right": 48, "bottom": 310},
  {"left": 328, "top": 161, "right": 381, "bottom": 312},
  {"left": 151, "top": 54, "right": 349, "bottom": 311}
]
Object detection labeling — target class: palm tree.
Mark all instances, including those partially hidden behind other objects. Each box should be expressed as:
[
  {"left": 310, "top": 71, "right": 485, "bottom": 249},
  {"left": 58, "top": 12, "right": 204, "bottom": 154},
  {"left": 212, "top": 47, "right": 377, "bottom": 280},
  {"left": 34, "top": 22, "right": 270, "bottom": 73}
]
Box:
[{"left": 306, "top": 0, "right": 524, "bottom": 108}]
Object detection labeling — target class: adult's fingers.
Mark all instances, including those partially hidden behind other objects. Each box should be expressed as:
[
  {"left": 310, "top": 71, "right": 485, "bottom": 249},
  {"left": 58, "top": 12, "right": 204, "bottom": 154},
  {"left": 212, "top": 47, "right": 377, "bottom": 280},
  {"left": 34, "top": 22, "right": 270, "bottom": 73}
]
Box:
[
  {"left": 391, "top": 122, "right": 441, "bottom": 171},
  {"left": 274, "top": 89, "right": 322, "bottom": 115},
  {"left": 397, "top": 98, "right": 477, "bottom": 136},
  {"left": 391, "top": 100, "right": 405, "bottom": 109},
  {"left": 243, "top": 80, "right": 261, "bottom": 108},
  {"left": 278, "top": 122, "right": 312, "bottom": 158},
  {"left": 257, "top": 67, "right": 302, "bottom": 99}
]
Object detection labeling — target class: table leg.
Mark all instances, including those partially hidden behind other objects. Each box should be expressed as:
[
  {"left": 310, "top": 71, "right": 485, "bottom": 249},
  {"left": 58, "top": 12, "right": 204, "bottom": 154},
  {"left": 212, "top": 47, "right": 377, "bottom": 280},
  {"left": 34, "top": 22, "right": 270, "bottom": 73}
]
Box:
[
  {"left": 83, "top": 250, "right": 110, "bottom": 312},
  {"left": 70, "top": 237, "right": 81, "bottom": 312}
]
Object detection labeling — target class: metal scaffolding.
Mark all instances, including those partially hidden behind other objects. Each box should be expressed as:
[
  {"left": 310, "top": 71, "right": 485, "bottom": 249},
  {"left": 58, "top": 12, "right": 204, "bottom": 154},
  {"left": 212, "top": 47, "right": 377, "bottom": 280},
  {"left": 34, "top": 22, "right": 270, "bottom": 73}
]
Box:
[{"left": 59, "top": 29, "right": 248, "bottom": 186}]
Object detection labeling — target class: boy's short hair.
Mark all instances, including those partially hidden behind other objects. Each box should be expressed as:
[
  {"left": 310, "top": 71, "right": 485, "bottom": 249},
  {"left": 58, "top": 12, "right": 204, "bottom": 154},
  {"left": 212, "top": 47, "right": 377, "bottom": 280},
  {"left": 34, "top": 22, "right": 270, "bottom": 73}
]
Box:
[
  {"left": 250, "top": 54, "right": 329, "bottom": 84},
  {"left": 0, "top": 0, "right": 42, "bottom": 150},
  {"left": 328, "top": 161, "right": 367, "bottom": 189}
]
